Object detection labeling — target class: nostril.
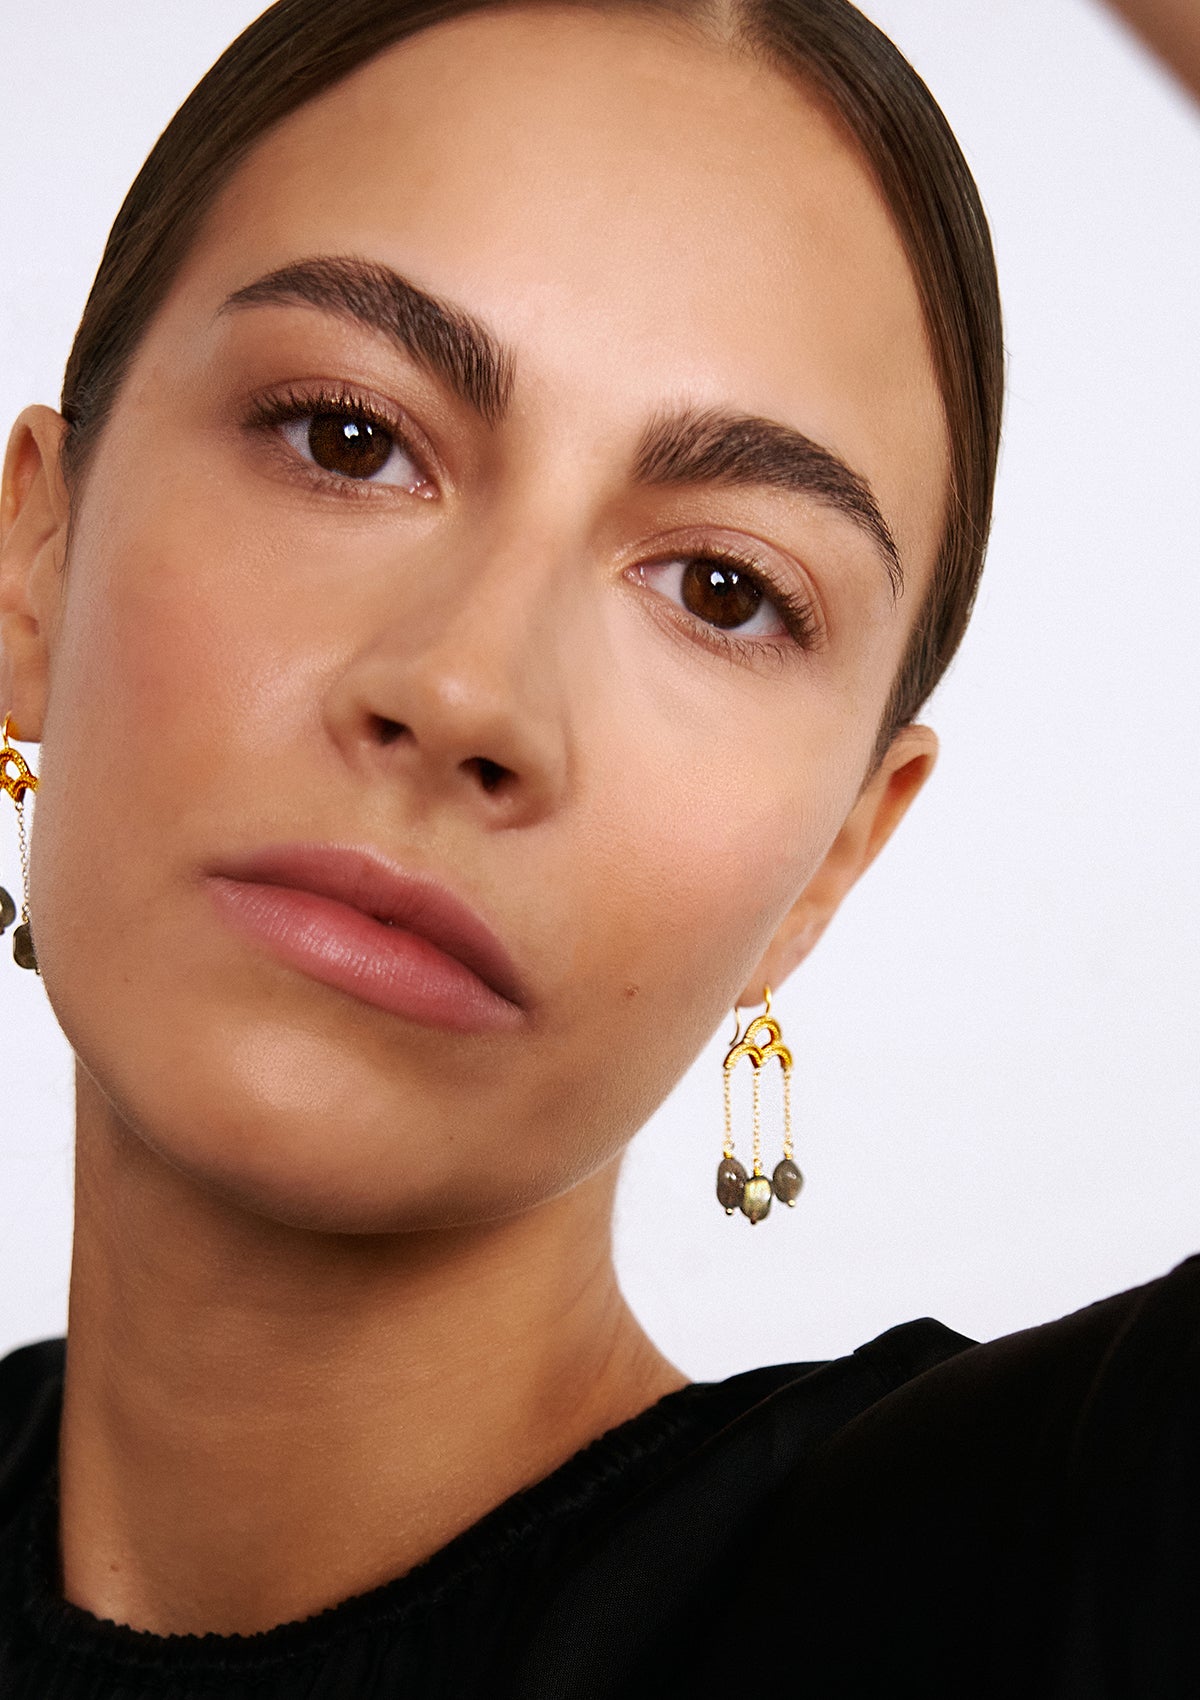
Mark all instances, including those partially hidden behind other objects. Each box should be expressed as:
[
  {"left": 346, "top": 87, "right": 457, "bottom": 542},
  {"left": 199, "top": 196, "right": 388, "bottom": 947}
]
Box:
[
  {"left": 372, "top": 717, "right": 513, "bottom": 794},
  {"left": 470, "top": 756, "right": 511, "bottom": 795},
  {"left": 376, "top": 718, "right": 411, "bottom": 748}
]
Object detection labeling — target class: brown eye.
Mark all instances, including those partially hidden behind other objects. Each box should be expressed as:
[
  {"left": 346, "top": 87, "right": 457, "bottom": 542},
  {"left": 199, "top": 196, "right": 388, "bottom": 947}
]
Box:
[
  {"left": 273, "top": 403, "right": 431, "bottom": 494},
  {"left": 680, "top": 559, "right": 765, "bottom": 629},
  {"left": 307, "top": 412, "right": 394, "bottom": 480}
]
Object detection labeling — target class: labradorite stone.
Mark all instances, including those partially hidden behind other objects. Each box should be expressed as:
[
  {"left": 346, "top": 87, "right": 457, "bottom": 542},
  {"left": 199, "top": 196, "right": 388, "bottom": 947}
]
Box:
[
  {"left": 716, "top": 1156, "right": 748, "bottom": 1212},
  {"left": 0, "top": 887, "right": 14, "bottom": 933},
  {"left": 772, "top": 1159, "right": 804, "bottom": 1205},
  {"left": 13, "top": 923, "right": 38, "bottom": 972},
  {"left": 740, "top": 1175, "right": 772, "bottom": 1224}
]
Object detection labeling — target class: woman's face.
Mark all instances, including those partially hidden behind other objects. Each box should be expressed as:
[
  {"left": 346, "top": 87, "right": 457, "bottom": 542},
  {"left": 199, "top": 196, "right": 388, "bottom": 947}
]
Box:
[{"left": 5, "top": 6, "right": 947, "bottom": 1231}]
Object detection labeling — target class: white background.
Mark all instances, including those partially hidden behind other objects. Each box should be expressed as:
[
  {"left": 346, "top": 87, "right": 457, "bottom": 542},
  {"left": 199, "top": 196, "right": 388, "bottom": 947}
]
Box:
[{"left": 1, "top": 1, "right": 1198, "bottom": 1376}]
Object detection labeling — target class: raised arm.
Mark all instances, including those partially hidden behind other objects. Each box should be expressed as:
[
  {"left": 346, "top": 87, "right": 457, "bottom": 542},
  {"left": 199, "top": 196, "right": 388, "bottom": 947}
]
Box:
[{"left": 1102, "top": 0, "right": 1200, "bottom": 99}]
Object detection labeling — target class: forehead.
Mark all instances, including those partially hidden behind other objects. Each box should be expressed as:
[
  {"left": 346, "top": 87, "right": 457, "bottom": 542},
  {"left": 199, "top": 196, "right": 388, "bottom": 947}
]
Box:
[{"left": 179, "top": 5, "right": 948, "bottom": 576}]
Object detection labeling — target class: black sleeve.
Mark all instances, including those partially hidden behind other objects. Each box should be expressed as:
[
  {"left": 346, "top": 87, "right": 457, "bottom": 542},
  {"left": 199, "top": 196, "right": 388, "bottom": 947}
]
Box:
[{"left": 688, "top": 1254, "right": 1200, "bottom": 1699}]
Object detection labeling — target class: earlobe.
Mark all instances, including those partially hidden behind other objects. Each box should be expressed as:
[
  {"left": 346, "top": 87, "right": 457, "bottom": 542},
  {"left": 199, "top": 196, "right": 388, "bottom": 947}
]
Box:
[{"left": 736, "top": 723, "right": 939, "bottom": 1002}]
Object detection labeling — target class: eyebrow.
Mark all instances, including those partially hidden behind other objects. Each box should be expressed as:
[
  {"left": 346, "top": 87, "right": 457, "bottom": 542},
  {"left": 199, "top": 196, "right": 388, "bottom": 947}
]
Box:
[
  {"left": 221, "top": 256, "right": 516, "bottom": 426},
  {"left": 634, "top": 406, "right": 903, "bottom": 596},
  {"left": 222, "top": 256, "right": 901, "bottom": 594}
]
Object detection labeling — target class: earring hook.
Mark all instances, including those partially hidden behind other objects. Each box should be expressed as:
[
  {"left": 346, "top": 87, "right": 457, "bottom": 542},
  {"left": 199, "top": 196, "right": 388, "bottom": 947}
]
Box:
[{"left": 729, "top": 985, "right": 774, "bottom": 1044}]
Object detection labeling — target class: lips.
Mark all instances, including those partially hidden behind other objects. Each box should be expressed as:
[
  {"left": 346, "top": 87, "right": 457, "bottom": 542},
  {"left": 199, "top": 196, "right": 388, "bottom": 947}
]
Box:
[{"left": 206, "top": 836, "right": 523, "bottom": 1006}]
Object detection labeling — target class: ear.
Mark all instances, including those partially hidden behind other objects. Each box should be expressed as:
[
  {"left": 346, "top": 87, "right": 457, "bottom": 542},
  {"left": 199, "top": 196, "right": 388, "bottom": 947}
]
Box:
[
  {"left": 0, "top": 406, "right": 71, "bottom": 741},
  {"left": 735, "top": 722, "right": 938, "bottom": 1005}
]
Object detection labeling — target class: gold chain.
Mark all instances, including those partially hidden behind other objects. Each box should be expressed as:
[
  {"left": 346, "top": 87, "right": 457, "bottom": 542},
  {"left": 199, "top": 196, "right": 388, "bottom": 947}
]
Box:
[
  {"left": 722, "top": 1066, "right": 734, "bottom": 1161},
  {"left": 14, "top": 795, "right": 31, "bottom": 925},
  {"left": 751, "top": 1065, "right": 763, "bottom": 1177}
]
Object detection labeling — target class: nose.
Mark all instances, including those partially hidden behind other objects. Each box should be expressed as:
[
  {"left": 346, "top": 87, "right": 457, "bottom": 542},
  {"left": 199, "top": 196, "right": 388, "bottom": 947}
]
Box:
[{"left": 332, "top": 532, "right": 574, "bottom": 829}]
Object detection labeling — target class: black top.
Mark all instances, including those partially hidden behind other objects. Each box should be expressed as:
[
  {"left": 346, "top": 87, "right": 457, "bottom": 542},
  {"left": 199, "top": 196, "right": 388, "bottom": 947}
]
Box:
[{"left": 1, "top": 1254, "right": 1197, "bottom": 1699}]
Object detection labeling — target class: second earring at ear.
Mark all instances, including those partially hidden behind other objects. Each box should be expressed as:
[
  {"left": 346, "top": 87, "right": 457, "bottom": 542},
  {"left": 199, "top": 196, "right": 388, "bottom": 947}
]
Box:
[
  {"left": 1, "top": 713, "right": 39, "bottom": 974},
  {"left": 716, "top": 987, "right": 803, "bottom": 1224}
]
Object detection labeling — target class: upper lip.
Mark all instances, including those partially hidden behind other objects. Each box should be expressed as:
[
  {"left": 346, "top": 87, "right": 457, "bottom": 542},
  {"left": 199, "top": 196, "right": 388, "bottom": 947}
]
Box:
[{"left": 210, "top": 842, "right": 527, "bottom": 1009}]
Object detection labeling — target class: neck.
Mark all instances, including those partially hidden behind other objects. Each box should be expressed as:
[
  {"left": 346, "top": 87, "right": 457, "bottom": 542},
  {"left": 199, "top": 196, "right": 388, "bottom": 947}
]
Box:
[{"left": 57, "top": 1070, "right": 685, "bottom": 1637}]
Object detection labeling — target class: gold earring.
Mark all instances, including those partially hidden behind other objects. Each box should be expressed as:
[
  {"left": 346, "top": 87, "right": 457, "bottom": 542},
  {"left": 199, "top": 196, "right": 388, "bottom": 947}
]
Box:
[
  {"left": 1, "top": 714, "right": 39, "bottom": 973},
  {"left": 716, "top": 986, "right": 802, "bottom": 1224}
]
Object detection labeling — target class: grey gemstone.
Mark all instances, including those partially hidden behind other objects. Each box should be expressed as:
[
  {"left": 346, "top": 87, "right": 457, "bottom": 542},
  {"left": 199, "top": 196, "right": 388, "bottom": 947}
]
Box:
[
  {"left": 739, "top": 1175, "right": 772, "bottom": 1224},
  {"left": 716, "top": 1156, "right": 748, "bottom": 1211},
  {"left": 13, "top": 923, "right": 38, "bottom": 972},
  {"left": 0, "top": 887, "right": 14, "bottom": 933},
  {"left": 772, "top": 1159, "right": 804, "bottom": 1205}
]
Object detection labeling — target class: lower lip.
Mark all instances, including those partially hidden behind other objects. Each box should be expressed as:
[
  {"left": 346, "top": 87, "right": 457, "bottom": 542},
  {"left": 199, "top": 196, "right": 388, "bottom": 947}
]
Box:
[{"left": 207, "top": 878, "right": 523, "bottom": 1034}]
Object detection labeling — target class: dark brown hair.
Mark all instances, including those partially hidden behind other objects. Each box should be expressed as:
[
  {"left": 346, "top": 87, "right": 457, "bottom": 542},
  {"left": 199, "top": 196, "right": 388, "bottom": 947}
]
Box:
[{"left": 59, "top": 0, "right": 1003, "bottom": 759}]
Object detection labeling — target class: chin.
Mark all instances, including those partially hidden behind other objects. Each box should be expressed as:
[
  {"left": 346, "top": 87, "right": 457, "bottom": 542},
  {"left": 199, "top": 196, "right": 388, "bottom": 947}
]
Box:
[{"left": 120, "top": 1067, "right": 574, "bottom": 1238}]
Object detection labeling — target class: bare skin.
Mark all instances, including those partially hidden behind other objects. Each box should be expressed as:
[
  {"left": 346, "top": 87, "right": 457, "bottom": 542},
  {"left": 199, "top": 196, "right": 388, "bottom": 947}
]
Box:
[
  {"left": 0, "top": 8, "right": 947, "bottom": 1636},
  {"left": 1102, "top": 0, "right": 1200, "bottom": 96}
]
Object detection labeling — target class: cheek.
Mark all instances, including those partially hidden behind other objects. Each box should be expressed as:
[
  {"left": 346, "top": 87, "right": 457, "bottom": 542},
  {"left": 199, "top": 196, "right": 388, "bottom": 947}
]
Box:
[
  {"left": 557, "top": 663, "right": 861, "bottom": 1064},
  {"left": 30, "top": 449, "right": 320, "bottom": 1051},
  {"left": 44, "top": 437, "right": 337, "bottom": 813},
  {"left": 495, "top": 686, "right": 862, "bottom": 1202}
]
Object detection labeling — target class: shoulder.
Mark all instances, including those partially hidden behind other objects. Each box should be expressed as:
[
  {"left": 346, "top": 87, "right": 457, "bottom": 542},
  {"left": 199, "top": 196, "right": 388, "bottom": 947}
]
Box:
[
  {"left": 0, "top": 1337, "right": 65, "bottom": 1527},
  {"left": 807, "top": 1250, "right": 1200, "bottom": 1480},
  {"left": 698, "top": 1255, "right": 1200, "bottom": 1698},
  {"left": 498, "top": 1315, "right": 976, "bottom": 1696}
]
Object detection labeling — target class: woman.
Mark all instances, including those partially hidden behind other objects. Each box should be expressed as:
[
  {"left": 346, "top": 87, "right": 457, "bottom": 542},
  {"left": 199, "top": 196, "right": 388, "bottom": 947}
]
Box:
[{"left": 0, "top": 0, "right": 1192, "bottom": 1694}]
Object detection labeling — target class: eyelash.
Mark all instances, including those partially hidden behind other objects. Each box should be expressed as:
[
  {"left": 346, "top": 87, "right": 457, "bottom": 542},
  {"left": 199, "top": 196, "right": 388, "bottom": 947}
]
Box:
[
  {"left": 659, "top": 545, "right": 823, "bottom": 659},
  {"left": 245, "top": 383, "right": 432, "bottom": 494},
  {"left": 245, "top": 388, "right": 821, "bottom": 658}
]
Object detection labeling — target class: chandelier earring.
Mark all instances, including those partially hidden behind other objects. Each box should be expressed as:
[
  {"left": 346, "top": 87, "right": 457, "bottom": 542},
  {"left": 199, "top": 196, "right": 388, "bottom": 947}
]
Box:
[
  {"left": 716, "top": 986, "right": 803, "bottom": 1224},
  {"left": 0, "top": 714, "right": 39, "bottom": 973}
]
